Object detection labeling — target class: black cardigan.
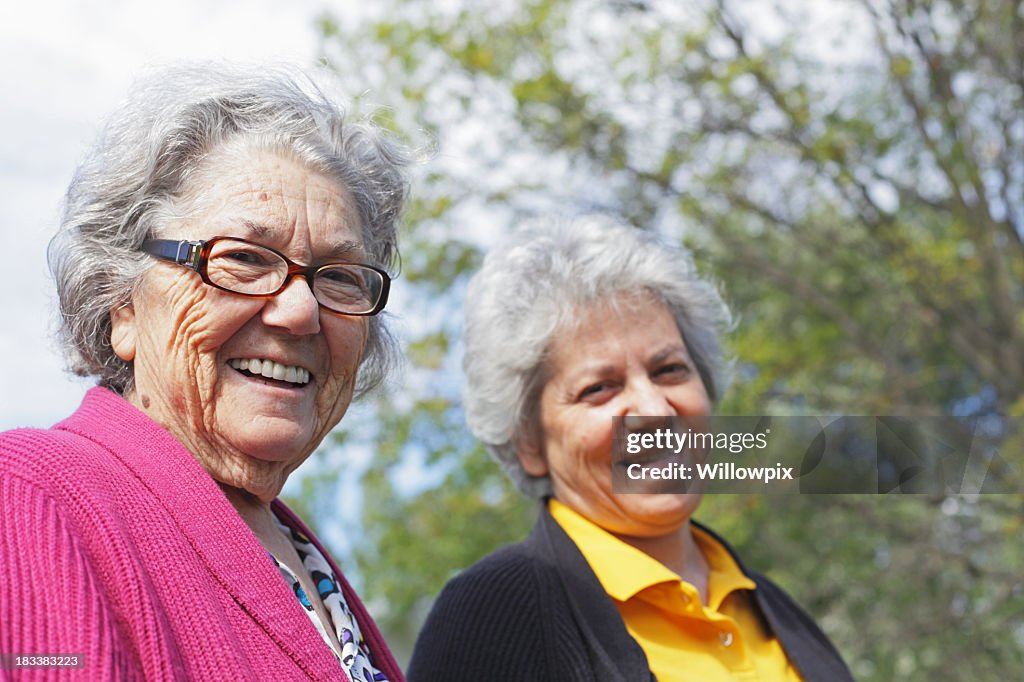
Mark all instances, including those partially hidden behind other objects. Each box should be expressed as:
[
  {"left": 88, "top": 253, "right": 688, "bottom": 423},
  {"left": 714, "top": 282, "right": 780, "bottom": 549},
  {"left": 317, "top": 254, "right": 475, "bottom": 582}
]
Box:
[{"left": 407, "top": 504, "right": 854, "bottom": 682}]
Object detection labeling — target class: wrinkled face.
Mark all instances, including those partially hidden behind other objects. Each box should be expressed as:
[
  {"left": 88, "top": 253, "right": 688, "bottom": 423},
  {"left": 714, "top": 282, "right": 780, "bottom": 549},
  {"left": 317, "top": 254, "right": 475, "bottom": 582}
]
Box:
[
  {"left": 111, "top": 144, "right": 370, "bottom": 500},
  {"left": 520, "top": 297, "right": 712, "bottom": 539}
]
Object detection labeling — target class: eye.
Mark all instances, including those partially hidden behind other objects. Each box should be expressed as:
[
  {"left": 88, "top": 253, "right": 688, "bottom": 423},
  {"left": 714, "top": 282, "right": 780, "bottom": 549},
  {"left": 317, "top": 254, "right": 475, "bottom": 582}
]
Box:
[
  {"left": 578, "top": 381, "right": 616, "bottom": 402},
  {"left": 654, "top": 362, "right": 690, "bottom": 380},
  {"left": 321, "top": 268, "right": 359, "bottom": 285},
  {"left": 221, "top": 248, "right": 273, "bottom": 267},
  {"left": 318, "top": 267, "right": 369, "bottom": 292}
]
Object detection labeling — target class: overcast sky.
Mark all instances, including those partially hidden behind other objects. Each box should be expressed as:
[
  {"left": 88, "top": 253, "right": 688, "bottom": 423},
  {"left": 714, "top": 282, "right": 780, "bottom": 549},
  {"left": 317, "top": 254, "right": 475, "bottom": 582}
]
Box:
[{"left": 0, "top": 0, "right": 337, "bottom": 428}]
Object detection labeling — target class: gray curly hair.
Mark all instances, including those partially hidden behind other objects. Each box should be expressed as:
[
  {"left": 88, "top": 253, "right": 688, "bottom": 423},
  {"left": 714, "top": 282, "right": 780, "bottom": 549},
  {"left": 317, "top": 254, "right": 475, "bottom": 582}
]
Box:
[
  {"left": 462, "top": 216, "right": 733, "bottom": 498},
  {"left": 49, "top": 62, "right": 409, "bottom": 396}
]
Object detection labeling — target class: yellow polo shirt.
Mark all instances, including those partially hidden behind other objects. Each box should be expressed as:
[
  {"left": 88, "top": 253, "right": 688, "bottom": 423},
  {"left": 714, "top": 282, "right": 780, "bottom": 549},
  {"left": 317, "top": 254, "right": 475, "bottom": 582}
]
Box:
[{"left": 550, "top": 499, "right": 803, "bottom": 682}]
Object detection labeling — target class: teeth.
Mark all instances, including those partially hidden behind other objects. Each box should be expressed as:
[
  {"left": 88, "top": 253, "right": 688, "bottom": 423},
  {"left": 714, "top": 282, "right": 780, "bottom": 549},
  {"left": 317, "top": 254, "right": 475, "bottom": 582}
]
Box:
[{"left": 228, "top": 358, "right": 311, "bottom": 385}]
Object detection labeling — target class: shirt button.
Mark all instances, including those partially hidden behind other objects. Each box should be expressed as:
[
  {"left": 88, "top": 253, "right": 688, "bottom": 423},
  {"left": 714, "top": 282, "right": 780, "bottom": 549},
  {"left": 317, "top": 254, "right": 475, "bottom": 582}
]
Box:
[{"left": 719, "top": 631, "right": 734, "bottom": 647}]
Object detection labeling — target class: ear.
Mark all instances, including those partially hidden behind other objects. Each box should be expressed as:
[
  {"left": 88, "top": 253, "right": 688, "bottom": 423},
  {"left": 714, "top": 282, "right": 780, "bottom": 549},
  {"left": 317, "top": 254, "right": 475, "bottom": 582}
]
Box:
[
  {"left": 516, "top": 430, "right": 549, "bottom": 478},
  {"left": 110, "top": 301, "right": 138, "bottom": 362}
]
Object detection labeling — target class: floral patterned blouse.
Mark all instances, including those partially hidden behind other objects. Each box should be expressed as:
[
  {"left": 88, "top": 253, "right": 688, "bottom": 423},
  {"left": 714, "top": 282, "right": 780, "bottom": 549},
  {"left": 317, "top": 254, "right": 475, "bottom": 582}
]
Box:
[{"left": 269, "top": 516, "right": 388, "bottom": 682}]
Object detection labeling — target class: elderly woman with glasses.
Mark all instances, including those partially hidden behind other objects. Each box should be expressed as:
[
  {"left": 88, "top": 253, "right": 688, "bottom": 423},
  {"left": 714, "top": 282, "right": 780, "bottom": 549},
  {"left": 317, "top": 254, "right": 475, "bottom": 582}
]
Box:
[
  {"left": 407, "top": 217, "right": 853, "bottom": 682},
  {"left": 0, "top": 64, "right": 406, "bottom": 681}
]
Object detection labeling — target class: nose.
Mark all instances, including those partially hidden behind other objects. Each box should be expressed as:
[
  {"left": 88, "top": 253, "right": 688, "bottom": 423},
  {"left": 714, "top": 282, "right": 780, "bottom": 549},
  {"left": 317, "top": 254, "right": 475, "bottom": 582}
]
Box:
[
  {"left": 261, "top": 275, "right": 321, "bottom": 335},
  {"left": 621, "top": 377, "right": 676, "bottom": 432}
]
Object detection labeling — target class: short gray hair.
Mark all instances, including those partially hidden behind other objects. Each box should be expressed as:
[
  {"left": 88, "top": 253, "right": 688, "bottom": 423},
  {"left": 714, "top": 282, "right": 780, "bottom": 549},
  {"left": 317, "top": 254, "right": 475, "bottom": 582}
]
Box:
[
  {"left": 463, "top": 216, "right": 733, "bottom": 497},
  {"left": 49, "top": 62, "right": 409, "bottom": 396}
]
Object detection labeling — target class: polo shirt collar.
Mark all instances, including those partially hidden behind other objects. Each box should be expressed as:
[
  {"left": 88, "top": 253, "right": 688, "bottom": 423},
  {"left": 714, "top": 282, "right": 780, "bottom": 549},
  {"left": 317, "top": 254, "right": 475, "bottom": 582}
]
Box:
[{"left": 548, "top": 498, "right": 755, "bottom": 608}]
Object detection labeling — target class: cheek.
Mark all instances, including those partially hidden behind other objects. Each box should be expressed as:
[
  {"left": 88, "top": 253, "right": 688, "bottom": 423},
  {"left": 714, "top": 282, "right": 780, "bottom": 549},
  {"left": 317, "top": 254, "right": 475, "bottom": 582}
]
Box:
[
  {"left": 686, "top": 387, "right": 713, "bottom": 415},
  {"left": 319, "top": 320, "right": 369, "bottom": 410},
  {"left": 551, "top": 417, "right": 616, "bottom": 499},
  {"left": 559, "top": 410, "right": 616, "bottom": 470},
  {"left": 140, "top": 279, "right": 258, "bottom": 371},
  {"left": 327, "top": 320, "right": 369, "bottom": 376},
  {"left": 667, "top": 380, "right": 712, "bottom": 416}
]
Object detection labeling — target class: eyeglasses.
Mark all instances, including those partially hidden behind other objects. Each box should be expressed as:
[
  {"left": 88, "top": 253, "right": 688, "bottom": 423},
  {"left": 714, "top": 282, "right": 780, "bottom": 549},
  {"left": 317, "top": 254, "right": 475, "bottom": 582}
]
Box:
[{"left": 141, "top": 236, "right": 390, "bottom": 316}]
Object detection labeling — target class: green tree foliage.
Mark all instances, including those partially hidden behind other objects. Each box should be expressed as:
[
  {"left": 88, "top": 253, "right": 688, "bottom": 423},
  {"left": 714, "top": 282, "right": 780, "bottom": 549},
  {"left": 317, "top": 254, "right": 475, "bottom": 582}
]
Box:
[{"left": 310, "top": 0, "right": 1024, "bottom": 676}]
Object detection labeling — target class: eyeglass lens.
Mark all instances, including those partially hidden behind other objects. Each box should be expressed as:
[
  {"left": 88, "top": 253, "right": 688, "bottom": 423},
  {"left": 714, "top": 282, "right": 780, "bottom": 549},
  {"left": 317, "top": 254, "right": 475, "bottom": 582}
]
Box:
[{"left": 205, "top": 239, "right": 381, "bottom": 314}]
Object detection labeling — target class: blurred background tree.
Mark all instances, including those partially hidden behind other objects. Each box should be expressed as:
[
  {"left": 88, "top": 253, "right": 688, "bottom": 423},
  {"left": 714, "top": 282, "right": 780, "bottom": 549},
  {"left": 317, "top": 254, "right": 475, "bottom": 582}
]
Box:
[{"left": 283, "top": 1, "right": 1023, "bottom": 679}]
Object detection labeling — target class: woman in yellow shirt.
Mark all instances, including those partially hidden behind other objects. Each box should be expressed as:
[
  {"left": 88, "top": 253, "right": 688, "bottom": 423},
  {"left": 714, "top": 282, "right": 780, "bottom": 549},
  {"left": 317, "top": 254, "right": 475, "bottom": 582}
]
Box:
[{"left": 408, "top": 216, "right": 853, "bottom": 682}]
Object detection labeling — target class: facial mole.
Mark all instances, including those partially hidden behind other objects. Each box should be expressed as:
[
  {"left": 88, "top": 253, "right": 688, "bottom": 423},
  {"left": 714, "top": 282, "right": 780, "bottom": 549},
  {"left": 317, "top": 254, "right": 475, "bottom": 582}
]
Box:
[
  {"left": 141, "top": 395, "right": 151, "bottom": 409},
  {"left": 258, "top": 192, "right": 270, "bottom": 202}
]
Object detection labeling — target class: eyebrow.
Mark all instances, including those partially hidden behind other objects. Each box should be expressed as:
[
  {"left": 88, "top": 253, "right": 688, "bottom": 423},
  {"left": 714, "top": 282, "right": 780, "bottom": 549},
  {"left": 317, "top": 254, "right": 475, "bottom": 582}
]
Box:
[
  {"left": 562, "top": 344, "right": 691, "bottom": 384},
  {"left": 239, "top": 220, "right": 366, "bottom": 260},
  {"left": 322, "top": 239, "right": 366, "bottom": 260},
  {"left": 240, "top": 220, "right": 273, "bottom": 240},
  {"left": 650, "top": 344, "right": 691, "bottom": 364}
]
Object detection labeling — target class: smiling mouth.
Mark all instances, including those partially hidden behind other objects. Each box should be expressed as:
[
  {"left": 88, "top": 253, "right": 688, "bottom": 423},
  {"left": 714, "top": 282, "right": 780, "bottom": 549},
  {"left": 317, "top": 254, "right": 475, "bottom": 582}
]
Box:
[
  {"left": 617, "top": 447, "right": 703, "bottom": 469},
  {"left": 618, "top": 450, "right": 677, "bottom": 467},
  {"left": 228, "top": 358, "right": 312, "bottom": 388}
]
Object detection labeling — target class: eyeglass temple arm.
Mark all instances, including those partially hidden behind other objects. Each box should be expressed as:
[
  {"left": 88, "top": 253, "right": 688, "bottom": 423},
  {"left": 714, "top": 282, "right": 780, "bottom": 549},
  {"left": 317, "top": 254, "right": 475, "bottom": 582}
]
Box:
[{"left": 142, "top": 239, "right": 203, "bottom": 271}]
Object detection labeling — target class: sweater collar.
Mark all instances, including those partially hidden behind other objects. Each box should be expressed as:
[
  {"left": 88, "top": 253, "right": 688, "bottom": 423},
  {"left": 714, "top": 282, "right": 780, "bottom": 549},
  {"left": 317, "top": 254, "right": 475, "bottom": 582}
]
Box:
[
  {"left": 57, "top": 387, "right": 355, "bottom": 681},
  {"left": 526, "top": 500, "right": 656, "bottom": 682}
]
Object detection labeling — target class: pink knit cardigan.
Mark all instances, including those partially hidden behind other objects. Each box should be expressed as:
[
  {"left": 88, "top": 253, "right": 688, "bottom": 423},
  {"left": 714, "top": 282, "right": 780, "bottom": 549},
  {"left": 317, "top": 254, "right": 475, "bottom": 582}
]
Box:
[{"left": 0, "top": 387, "right": 404, "bottom": 681}]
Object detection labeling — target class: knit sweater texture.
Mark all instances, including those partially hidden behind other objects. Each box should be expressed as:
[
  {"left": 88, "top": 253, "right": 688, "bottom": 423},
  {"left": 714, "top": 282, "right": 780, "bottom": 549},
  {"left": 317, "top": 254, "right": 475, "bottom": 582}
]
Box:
[{"left": 0, "top": 387, "right": 403, "bottom": 681}]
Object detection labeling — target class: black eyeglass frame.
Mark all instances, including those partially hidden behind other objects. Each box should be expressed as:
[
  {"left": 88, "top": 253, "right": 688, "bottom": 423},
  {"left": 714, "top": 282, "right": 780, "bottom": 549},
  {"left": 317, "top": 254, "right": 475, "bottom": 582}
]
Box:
[{"left": 141, "top": 236, "right": 391, "bottom": 316}]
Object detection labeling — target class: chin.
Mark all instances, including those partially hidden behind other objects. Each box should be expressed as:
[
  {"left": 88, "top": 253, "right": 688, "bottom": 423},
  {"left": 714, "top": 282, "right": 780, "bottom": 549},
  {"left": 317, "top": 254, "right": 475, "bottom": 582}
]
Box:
[
  {"left": 627, "top": 494, "right": 701, "bottom": 528},
  {"left": 230, "top": 423, "right": 317, "bottom": 463}
]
